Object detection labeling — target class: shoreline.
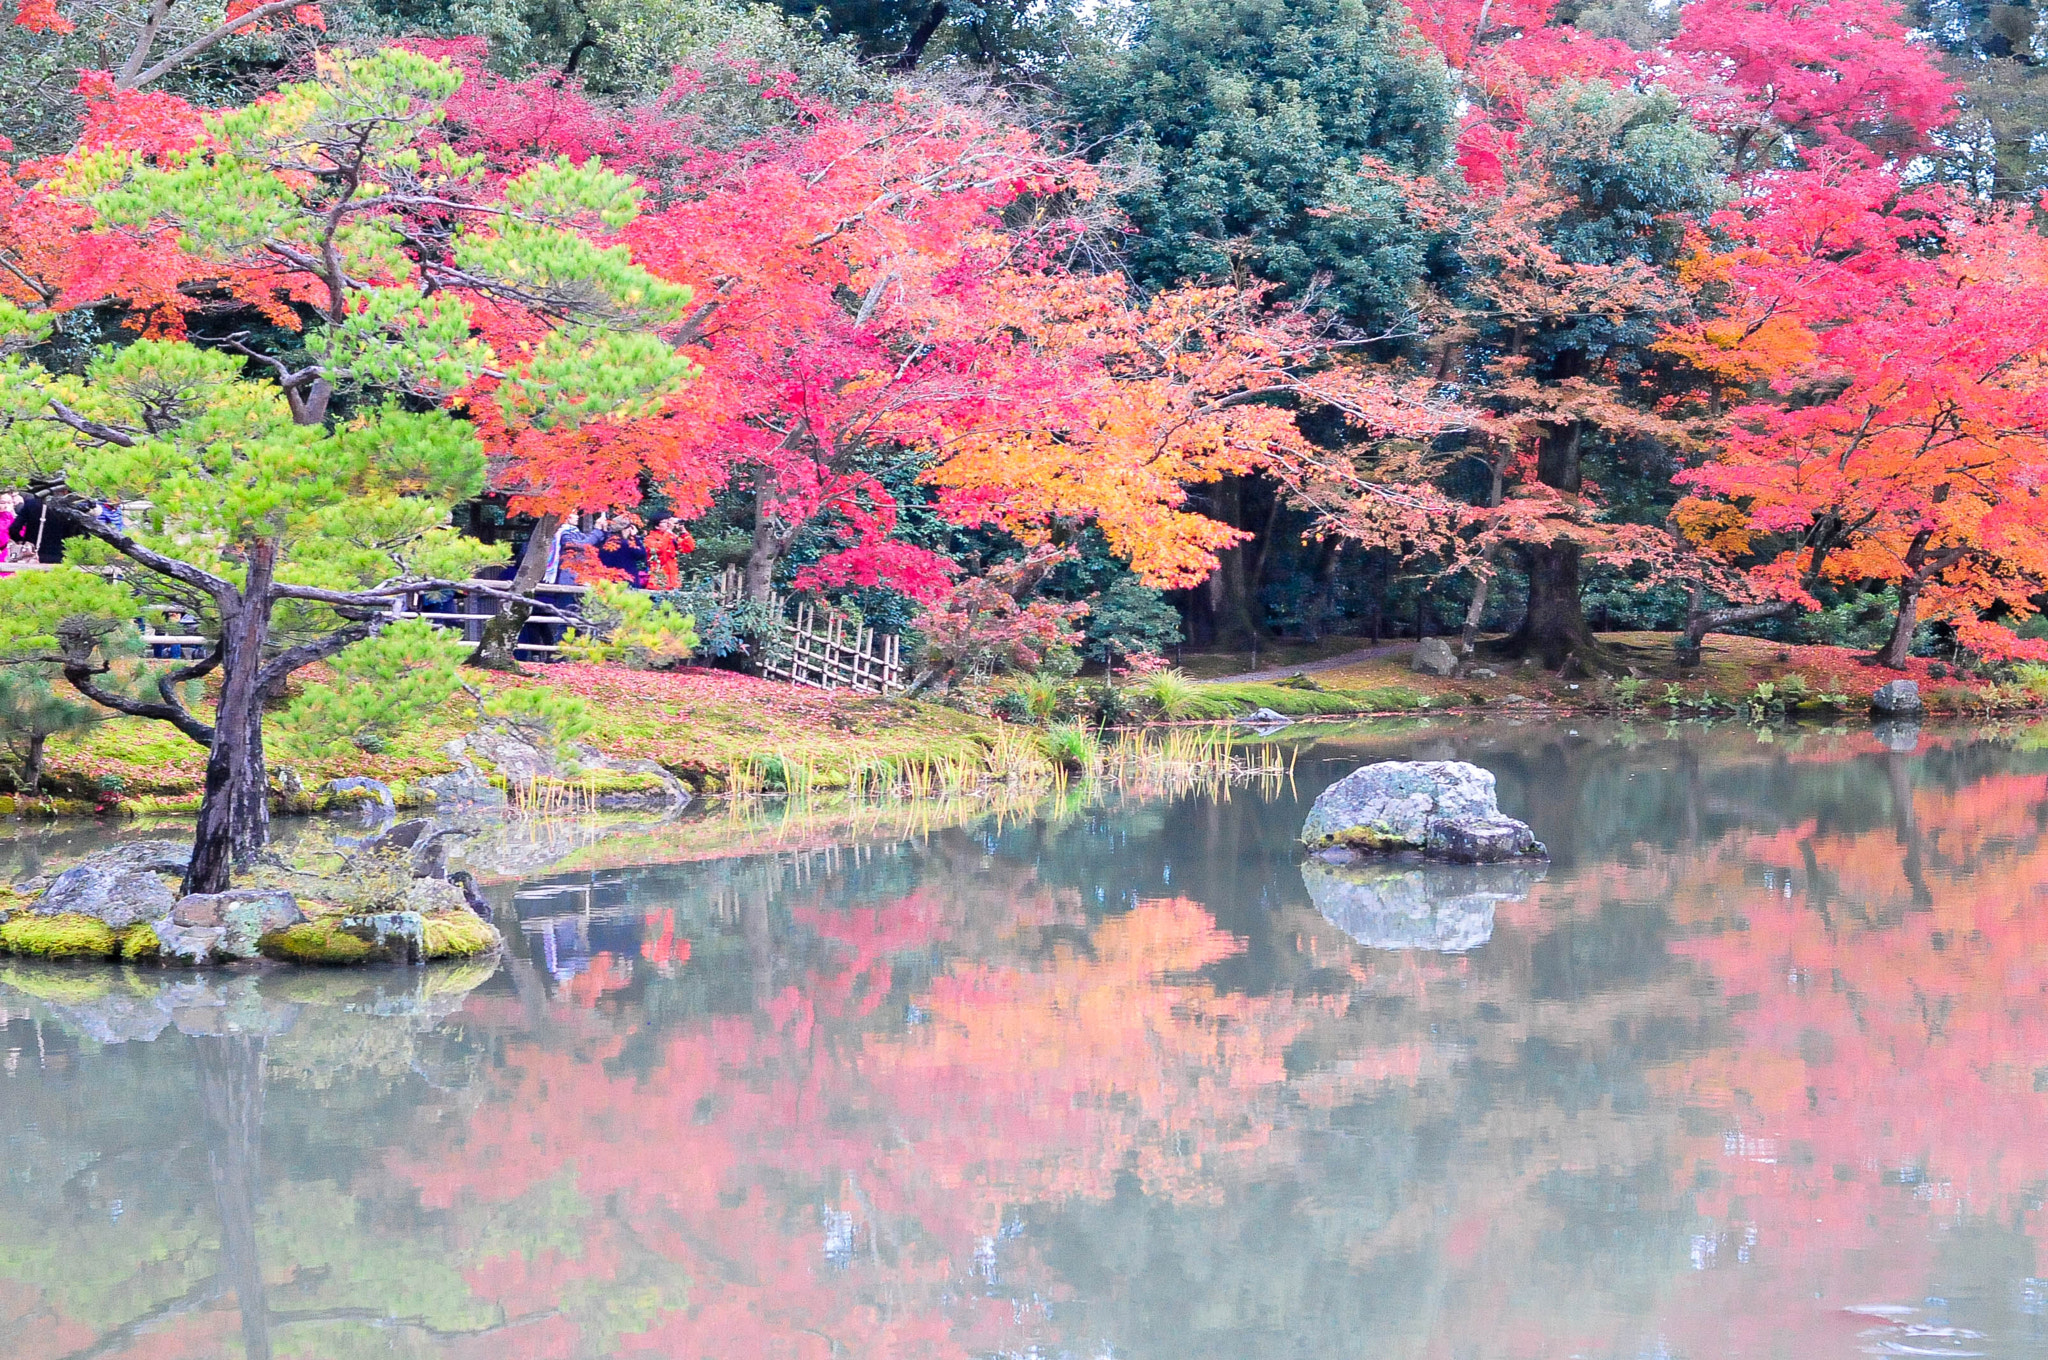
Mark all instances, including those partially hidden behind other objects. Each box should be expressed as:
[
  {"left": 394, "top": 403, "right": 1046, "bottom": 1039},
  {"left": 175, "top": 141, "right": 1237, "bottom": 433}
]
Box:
[{"left": 0, "top": 631, "right": 2030, "bottom": 819}]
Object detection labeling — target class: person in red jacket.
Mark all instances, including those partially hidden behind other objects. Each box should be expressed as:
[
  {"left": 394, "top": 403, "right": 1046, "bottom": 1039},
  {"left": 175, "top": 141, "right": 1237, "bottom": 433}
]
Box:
[{"left": 644, "top": 517, "right": 694, "bottom": 592}]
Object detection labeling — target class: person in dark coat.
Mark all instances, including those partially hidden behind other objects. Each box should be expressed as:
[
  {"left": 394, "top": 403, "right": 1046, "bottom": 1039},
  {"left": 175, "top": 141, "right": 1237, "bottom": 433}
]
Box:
[{"left": 7, "top": 495, "right": 84, "bottom": 564}]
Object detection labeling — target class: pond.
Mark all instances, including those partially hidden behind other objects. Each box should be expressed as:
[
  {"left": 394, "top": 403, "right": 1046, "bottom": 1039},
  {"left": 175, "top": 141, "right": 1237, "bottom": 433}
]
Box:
[{"left": 6, "top": 717, "right": 2048, "bottom": 1359}]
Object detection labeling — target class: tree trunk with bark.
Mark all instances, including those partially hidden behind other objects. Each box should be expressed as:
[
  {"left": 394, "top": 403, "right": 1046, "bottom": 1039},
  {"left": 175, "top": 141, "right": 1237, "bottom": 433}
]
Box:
[
  {"left": 1877, "top": 580, "right": 1922, "bottom": 670},
  {"left": 1204, "top": 475, "right": 1262, "bottom": 650},
  {"left": 184, "top": 543, "right": 277, "bottom": 896},
  {"left": 744, "top": 508, "right": 802, "bottom": 603},
  {"left": 468, "top": 511, "right": 562, "bottom": 673},
  {"left": 1490, "top": 419, "right": 1611, "bottom": 672},
  {"left": 1674, "top": 592, "right": 1797, "bottom": 669},
  {"left": 1460, "top": 565, "right": 1492, "bottom": 654},
  {"left": 1499, "top": 541, "right": 1607, "bottom": 671}
]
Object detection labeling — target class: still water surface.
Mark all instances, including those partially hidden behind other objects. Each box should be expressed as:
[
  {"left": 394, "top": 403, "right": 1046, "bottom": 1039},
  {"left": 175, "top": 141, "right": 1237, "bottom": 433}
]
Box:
[{"left": 6, "top": 719, "right": 2048, "bottom": 1359}]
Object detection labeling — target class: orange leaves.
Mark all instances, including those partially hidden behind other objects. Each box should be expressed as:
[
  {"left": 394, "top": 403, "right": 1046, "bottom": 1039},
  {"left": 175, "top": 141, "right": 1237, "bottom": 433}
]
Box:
[{"left": 931, "top": 282, "right": 1465, "bottom": 586}]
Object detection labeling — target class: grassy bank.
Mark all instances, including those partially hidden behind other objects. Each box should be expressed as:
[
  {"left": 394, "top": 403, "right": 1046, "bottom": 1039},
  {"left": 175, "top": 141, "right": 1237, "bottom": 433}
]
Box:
[
  {"left": 9, "top": 664, "right": 1006, "bottom": 814},
  {"left": 0, "top": 633, "right": 2032, "bottom": 817},
  {"left": 1161, "top": 633, "right": 2041, "bottom": 719}
]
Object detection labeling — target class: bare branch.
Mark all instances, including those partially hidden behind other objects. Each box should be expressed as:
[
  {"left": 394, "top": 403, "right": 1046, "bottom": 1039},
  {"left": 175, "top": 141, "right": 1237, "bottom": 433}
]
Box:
[
  {"left": 123, "top": 0, "right": 306, "bottom": 91},
  {"left": 256, "top": 619, "right": 379, "bottom": 695},
  {"left": 59, "top": 655, "right": 215, "bottom": 746},
  {"left": 44, "top": 402, "right": 140, "bottom": 448},
  {"left": 45, "top": 499, "right": 238, "bottom": 601}
]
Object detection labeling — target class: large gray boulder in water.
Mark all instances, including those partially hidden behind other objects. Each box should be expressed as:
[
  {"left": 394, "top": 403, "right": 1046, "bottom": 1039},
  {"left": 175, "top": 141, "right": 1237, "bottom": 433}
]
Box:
[
  {"left": 1301, "top": 857, "right": 1546, "bottom": 952},
  {"left": 1300, "top": 760, "right": 1545, "bottom": 863}
]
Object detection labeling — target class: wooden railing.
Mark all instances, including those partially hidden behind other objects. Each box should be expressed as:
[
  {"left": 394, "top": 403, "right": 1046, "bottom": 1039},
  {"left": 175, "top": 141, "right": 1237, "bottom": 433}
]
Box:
[
  {"left": 133, "top": 580, "right": 588, "bottom": 657},
  {"left": 706, "top": 567, "right": 905, "bottom": 694},
  {"left": 40, "top": 555, "right": 905, "bottom": 693}
]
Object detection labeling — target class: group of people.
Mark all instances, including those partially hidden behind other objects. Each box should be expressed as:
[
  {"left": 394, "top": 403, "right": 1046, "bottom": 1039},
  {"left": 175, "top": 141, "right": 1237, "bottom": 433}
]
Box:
[
  {"left": 0, "top": 491, "right": 122, "bottom": 570},
  {"left": 546, "top": 513, "right": 694, "bottom": 591}
]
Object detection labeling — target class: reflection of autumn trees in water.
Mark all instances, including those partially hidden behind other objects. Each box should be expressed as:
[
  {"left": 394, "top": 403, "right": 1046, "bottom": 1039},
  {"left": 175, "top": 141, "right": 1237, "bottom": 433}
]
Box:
[
  {"left": 1638, "top": 746, "right": 2048, "bottom": 1353},
  {"left": 15, "top": 725, "right": 2048, "bottom": 1358},
  {"left": 395, "top": 848, "right": 1362, "bottom": 1357}
]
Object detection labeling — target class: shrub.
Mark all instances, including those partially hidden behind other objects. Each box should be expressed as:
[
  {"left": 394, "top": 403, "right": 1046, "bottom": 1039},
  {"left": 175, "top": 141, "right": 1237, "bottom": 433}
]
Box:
[
  {"left": 1037, "top": 724, "right": 1096, "bottom": 774},
  {"left": 484, "top": 686, "right": 598, "bottom": 752},
  {"left": 560, "top": 580, "right": 699, "bottom": 668}
]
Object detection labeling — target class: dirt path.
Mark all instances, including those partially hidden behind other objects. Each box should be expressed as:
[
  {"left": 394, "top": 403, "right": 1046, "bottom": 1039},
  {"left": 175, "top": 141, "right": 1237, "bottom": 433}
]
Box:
[{"left": 1203, "top": 641, "right": 1411, "bottom": 684}]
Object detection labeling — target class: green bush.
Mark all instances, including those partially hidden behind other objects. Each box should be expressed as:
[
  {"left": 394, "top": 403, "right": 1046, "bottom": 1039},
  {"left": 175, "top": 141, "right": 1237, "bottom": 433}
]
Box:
[{"left": 1037, "top": 724, "right": 1096, "bottom": 773}]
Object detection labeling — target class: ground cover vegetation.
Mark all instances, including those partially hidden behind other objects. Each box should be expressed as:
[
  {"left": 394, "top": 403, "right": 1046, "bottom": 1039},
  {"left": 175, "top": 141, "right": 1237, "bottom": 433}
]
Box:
[{"left": 4, "top": 0, "right": 2048, "bottom": 868}]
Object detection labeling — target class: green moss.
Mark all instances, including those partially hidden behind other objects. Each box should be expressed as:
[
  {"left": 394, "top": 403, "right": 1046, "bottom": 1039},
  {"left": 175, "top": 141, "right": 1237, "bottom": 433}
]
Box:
[
  {"left": 1185, "top": 682, "right": 1430, "bottom": 719},
  {"left": 422, "top": 911, "right": 500, "bottom": 959},
  {"left": 260, "top": 919, "right": 375, "bottom": 966},
  {"left": 0, "top": 913, "right": 119, "bottom": 959},
  {"left": 119, "top": 922, "right": 161, "bottom": 962}
]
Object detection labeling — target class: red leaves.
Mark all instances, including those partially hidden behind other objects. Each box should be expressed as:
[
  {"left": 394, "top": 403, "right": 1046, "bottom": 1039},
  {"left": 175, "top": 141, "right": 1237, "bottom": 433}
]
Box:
[
  {"left": 11, "top": 0, "right": 71, "bottom": 33},
  {"left": 1676, "top": 168, "right": 2048, "bottom": 654},
  {"left": 1671, "top": 0, "right": 1954, "bottom": 153},
  {"left": 792, "top": 541, "right": 957, "bottom": 604},
  {"left": 70, "top": 71, "right": 205, "bottom": 156}
]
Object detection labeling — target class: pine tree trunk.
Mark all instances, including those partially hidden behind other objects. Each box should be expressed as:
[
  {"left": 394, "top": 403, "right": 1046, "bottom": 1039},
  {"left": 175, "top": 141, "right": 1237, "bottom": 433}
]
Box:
[
  {"left": 1500, "top": 541, "right": 1605, "bottom": 672},
  {"left": 184, "top": 546, "right": 276, "bottom": 897},
  {"left": 23, "top": 733, "right": 44, "bottom": 796},
  {"left": 469, "top": 511, "right": 562, "bottom": 673}
]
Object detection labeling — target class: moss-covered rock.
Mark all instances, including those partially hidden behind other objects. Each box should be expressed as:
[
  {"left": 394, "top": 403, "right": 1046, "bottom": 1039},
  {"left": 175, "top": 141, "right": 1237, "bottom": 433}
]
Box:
[
  {"left": 259, "top": 910, "right": 423, "bottom": 965},
  {"left": 422, "top": 911, "right": 500, "bottom": 959},
  {"left": 259, "top": 919, "right": 376, "bottom": 966},
  {"left": 119, "top": 922, "right": 161, "bottom": 962},
  {"left": 0, "top": 912, "right": 119, "bottom": 959}
]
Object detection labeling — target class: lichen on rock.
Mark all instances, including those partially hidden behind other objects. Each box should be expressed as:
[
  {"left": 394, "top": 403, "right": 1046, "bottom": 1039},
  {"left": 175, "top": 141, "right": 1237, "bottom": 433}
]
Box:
[
  {"left": 259, "top": 918, "right": 377, "bottom": 966},
  {"left": 260, "top": 910, "right": 424, "bottom": 966}
]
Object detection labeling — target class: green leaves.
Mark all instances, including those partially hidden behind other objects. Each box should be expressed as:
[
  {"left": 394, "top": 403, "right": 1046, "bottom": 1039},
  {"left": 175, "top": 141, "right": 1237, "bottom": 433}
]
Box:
[
  {"left": 502, "top": 157, "right": 649, "bottom": 229},
  {"left": 305, "top": 288, "right": 486, "bottom": 397},
  {"left": 498, "top": 328, "right": 701, "bottom": 429},
  {"left": 1064, "top": 0, "right": 1453, "bottom": 327},
  {"left": 483, "top": 685, "right": 597, "bottom": 752},
  {"left": 0, "top": 340, "right": 503, "bottom": 584},
  {"left": 0, "top": 567, "right": 142, "bottom": 657},
  {"left": 454, "top": 221, "right": 694, "bottom": 328},
  {"left": 273, "top": 618, "right": 469, "bottom": 758},
  {"left": 559, "top": 580, "right": 700, "bottom": 668}
]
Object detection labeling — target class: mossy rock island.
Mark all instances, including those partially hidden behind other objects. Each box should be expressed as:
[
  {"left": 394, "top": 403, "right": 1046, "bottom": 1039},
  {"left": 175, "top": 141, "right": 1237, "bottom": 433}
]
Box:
[{"left": 0, "top": 835, "right": 502, "bottom": 969}]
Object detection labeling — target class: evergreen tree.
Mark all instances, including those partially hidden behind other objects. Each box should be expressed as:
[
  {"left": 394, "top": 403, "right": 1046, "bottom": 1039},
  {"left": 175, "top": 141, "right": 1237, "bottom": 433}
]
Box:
[{"left": 1063, "top": 0, "right": 1455, "bottom": 331}]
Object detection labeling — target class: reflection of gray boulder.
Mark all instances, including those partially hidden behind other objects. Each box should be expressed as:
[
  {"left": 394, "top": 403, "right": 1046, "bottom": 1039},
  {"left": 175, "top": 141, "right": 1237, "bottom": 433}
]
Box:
[
  {"left": 1302, "top": 857, "right": 1547, "bottom": 952},
  {"left": 1301, "top": 760, "right": 1545, "bottom": 862}
]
